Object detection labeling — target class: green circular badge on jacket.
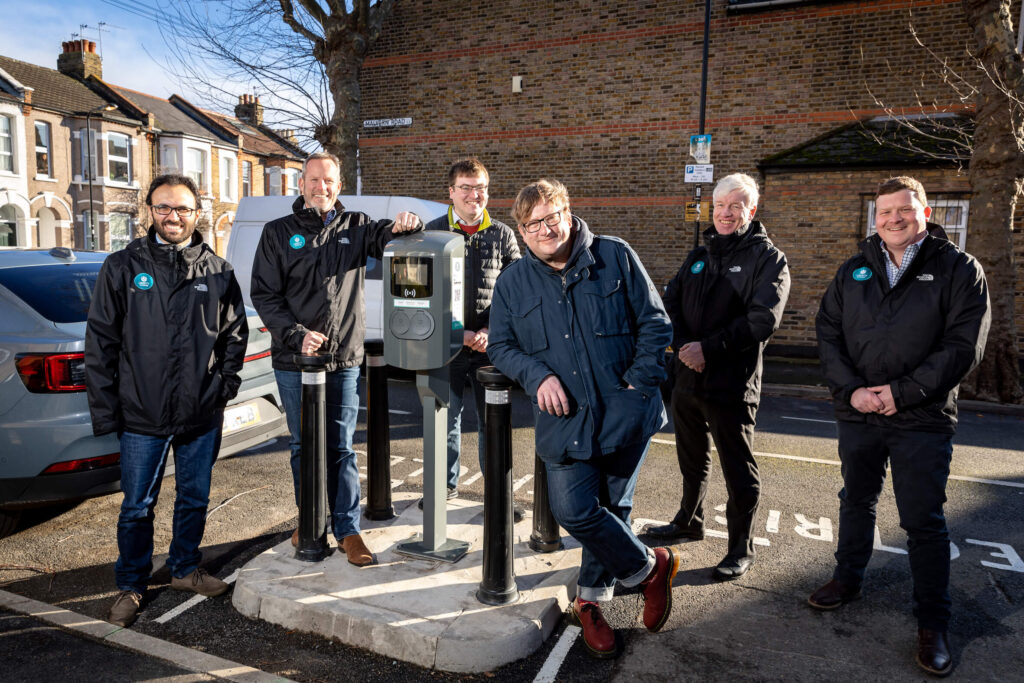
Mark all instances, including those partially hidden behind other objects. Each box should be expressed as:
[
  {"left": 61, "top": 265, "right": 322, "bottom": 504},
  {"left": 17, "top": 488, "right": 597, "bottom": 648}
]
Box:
[
  {"left": 289, "top": 234, "right": 306, "bottom": 249},
  {"left": 133, "top": 272, "right": 154, "bottom": 290},
  {"left": 690, "top": 260, "right": 705, "bottom": 274},
  {"left": 852, "top": 267, "right": 872, "bottom": 281}
]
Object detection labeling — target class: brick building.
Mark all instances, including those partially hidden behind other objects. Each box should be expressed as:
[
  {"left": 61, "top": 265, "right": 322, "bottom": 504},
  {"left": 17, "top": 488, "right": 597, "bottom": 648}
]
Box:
[
  {"left": 0, "top": 42, "right": 149, "bottom": 251},
  {"left": 356, "top": 0, "right": 1023, "bottom": 352}
]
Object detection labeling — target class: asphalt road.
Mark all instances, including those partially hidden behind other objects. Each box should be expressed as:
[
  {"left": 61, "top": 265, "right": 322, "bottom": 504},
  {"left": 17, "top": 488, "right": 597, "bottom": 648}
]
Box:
[{"left": 1, "top": 379, "right": 1021, "bottom": 681}]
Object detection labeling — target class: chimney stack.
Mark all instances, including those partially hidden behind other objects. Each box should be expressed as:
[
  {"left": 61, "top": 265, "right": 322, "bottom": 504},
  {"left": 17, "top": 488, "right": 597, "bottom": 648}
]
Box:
[
  {"left": 234, "top": 94, "right": 264, "bottom": 126},
  {"left": 57, "top": 39, "right": 102, "bottom": 81}
]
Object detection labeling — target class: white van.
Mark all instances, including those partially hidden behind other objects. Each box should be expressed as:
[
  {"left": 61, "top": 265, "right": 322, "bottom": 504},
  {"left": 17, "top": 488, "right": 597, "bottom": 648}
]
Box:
[{"left": 226, "top": 195, "right": 448, "bottom": 341}]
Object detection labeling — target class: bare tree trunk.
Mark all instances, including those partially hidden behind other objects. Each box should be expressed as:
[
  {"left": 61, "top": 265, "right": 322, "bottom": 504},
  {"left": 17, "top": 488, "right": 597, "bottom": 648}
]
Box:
[
  {"left": 959, "top": 0, "right": 1023, "bottom": 403},
  {"left": 320, "top": 48, "right": 364, "bottom": 191}
]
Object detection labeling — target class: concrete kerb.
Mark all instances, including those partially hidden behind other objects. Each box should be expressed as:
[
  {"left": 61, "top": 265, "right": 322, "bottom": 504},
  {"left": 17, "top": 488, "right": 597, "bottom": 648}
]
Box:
[
  {"left": 0, "top": 588, "right": 292, "bottom": 683},
  {"left": 232, "top": 492, "right": 582, "bottom": 673},
  {"left": 762, "top": 383, "right": 1024, "bottom": 417}
]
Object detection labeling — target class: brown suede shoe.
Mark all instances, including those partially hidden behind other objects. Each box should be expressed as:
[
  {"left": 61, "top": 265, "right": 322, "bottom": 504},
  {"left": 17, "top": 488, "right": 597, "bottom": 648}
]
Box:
[
  {"left": 107, "top": 590, "right": 142, "bottom": 628},
  {"left": 916, "top": 628, "right": 952, "bottom": 677},
  {"left": 170, "top": 568, "right": 230, "bottom": 597},
  {"left": 807, "top": 578, "right": 862, "bottom": 611},
  {"left": 642, "top": 546, "right": 680, "bottom": 632},
  {"left": 291, "top": 528, "right": 298, "bottom": 547},
  {"left": 570, "top": 598, "right": 619, "bottom": 659},
  {"left": 340, "top": 534, "right": 375, "bottom": 566}
]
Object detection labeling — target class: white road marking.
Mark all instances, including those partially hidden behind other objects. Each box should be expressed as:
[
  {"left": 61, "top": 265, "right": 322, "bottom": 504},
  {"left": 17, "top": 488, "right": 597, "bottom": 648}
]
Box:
[
  {"left": 782, "top": 416, "right": 836, "bottom": 424},
  {"left": 513, "top": 474, "right": 534, "bottom": 491},
  {"left": 651, "top": 438, "right": 1024, "bottom": 489},
  {"left": 407, "top": 468, "right": 424, "bottom": 478},
  {"left": 462, "top": 472, "right": 483, "bottom": 486},
  {"left": 154, "top": 569, "right": 240, "bottom": 624},
  {"left": 358, "top": 406, "right": 412, "bottom": 415},
  {"left": 533, "top": 624, "right": 581, "bottom": 683}
]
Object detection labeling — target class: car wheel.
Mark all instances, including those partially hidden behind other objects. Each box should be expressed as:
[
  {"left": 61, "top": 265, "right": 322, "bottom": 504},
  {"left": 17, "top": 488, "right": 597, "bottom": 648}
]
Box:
[{"left": 0, "top": 509, "right": 21, "bottom": 539}]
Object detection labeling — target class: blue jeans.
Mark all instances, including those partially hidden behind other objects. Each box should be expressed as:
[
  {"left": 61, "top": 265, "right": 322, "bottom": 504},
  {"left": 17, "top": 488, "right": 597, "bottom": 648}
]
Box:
[
  {"left": 276, "top": 367, "right": 361, "bottom": 540},
  {"left": 546, "top": 442, "right": 655, "bottom": 602},
  {"left": 116, "top": 425, "right": 222, "bottom": 593},
  {"left": 833, "top": 421, "right": 953, "bottom": 631},
  {"left": 446, "top": 349, "right": 489, "bottom": 490}
]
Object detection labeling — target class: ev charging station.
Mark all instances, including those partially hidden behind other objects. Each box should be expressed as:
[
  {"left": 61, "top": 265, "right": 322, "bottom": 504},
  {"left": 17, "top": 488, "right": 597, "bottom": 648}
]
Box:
[{"left": 383, "top": 231, "right": 470, "bottom": 562}]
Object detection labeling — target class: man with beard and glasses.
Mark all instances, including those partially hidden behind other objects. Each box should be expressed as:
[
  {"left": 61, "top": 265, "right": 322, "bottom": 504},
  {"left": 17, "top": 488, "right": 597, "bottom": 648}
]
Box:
[{"left": 86, "top": 174, "right": 247, "bottom": 627}]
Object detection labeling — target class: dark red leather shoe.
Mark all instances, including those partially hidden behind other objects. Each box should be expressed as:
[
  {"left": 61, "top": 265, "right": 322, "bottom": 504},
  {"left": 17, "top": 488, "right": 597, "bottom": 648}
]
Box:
[
  {"left": 807, "top": 579, "right": 862, "bottom": 610},
  {"left": 642, "top": 546, "right": 680, "bottom": 632},
  {"left": 916, "top": 628, "right": 952, "bottom": 677},
  {"left": 570, "top": 598, "right": 618, "bottom": 659}
]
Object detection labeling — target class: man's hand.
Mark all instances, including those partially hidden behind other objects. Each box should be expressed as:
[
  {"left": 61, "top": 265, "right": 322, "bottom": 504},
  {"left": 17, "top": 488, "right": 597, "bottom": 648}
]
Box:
[
  {"left": 866, "top": 384, "right": 898, "bottom": 416},
  {"left": 536, "top": 374, "right": 570, "bottom": 416},
  {"left": 302, "top": 330, "right": 328, "bottom": 355},
  {"left": 392, "top": 211, "right": 421, "bottom": 233},
  {"left": 678, "top": 342, "right": 705, "bottom": 373},
  {"left": 850, "top": 386, "right": 884, "bottom": 414},
  {"left": 462, "top": 327, "right": 488, "bottom": 352}
]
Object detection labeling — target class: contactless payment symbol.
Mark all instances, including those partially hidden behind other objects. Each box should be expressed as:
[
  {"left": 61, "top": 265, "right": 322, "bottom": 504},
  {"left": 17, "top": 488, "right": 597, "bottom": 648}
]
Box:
[
  {"left": 852, "top": 267, "right": 872, "bottom": 281},
  {"left": 690, "top": 260, "right": 706, "bottom": 274},
  {"left": 134, "top": 272, "right": 154, "bottom": 290},
  {"left": 289, "top": 234, "right": 306, "bottom": 249}
]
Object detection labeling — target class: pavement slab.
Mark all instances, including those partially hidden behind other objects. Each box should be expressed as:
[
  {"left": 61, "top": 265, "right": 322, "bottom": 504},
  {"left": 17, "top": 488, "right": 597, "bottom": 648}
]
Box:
[{"left": 232, "top": 492, "right": 582, "bottom": 672}]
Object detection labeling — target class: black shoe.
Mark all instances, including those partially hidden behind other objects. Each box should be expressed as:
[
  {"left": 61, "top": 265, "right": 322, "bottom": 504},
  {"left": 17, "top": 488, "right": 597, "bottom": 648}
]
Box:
[
  {"left": 513, "top": 504, "right": 525, "bottom": 524},
  {"left": 417, "top": 487, "right": 458, "bottom": 510},
  {"left": 644, "top": 522, "right": 704, "bottom": 541},
  {"left": 807, "top": 578, "right": 862, "bottom": 610},
  {"left": 916, "top": 629, "right": 952, "bottom": 677},
  {"left": 713, "top": 555, "right": 754, "bottom": 580}
]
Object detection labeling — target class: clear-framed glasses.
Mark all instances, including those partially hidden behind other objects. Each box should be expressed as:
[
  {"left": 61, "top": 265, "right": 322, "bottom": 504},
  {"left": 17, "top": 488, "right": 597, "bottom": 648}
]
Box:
[
  {"left": 151, "top": 204, "right": 197, "bottom": 218},
  {"left": 521, "top": 210, "right": 563, "bottom": 233},
  {"left": 454, "top": 184, "right": 488, "bottom": 195}
]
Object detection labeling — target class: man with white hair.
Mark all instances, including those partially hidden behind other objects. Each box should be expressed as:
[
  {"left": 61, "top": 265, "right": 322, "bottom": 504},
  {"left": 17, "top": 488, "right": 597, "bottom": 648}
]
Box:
[{"left": 646, "top": 173, "right": 790, "bottom": 581}]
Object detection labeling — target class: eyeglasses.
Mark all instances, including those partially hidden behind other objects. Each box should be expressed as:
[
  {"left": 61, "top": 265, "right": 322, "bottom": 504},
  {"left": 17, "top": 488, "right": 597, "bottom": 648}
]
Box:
[
  {"left": 520, "top": 210, "right": 564, "bottom": 233},
  {"left": 454, "top": 184, "right": 488, "bottom": 195},
  {"left": 151, "top": 204, "right": 197, "bottom": 217}
]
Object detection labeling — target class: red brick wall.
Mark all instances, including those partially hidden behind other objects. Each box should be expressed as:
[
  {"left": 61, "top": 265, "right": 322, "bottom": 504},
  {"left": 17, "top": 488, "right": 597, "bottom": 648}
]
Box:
[{"left": 358, "top": 0, "right": 1021, "bottom": 350}]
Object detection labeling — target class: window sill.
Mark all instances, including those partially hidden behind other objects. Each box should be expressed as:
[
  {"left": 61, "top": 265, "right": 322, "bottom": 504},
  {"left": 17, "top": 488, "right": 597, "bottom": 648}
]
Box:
[{"left": 33, "top": 176, "right": 58, "bottom": 183}]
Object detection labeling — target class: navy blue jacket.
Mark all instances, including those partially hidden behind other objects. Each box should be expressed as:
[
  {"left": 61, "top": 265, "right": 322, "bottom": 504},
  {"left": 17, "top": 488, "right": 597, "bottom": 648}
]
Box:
[
  {"left": 488, "top": 217, "right": 672, "bottom": 463},
  {"left": 816, "top": 233, "right": 990, "bottom": 433}
]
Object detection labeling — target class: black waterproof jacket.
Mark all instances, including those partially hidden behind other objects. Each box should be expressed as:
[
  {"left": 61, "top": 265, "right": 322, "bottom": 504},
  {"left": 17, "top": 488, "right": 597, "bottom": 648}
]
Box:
[
  {"left": 664, "top": 221, "right": 790, "bottom": 405},
  {"left": 251, "top": 197, "right": 418, "bottom": 373},
  {"left": 424, "top": 208, "right": 520, "bottom": 332},
  {"left": 816, "top": 233, "right": 990, "bottom": 433},
  {"left": 85, "top": 230, "right": 247, "bottom": 437}
]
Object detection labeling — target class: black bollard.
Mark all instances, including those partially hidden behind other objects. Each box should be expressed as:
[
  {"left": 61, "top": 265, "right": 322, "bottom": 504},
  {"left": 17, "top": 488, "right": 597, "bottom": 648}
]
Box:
[
  {"left": 475, "top": 366, "right": 519, "bottom": 605},
  {"left": 294, "top": 353, "right": 332, "bottom": 562},
  {"left": 529, "top": 455, "right": 562, "bottom": 553},
  {"left": 364, "top": 339, "right": 395, "bottom": 520}
]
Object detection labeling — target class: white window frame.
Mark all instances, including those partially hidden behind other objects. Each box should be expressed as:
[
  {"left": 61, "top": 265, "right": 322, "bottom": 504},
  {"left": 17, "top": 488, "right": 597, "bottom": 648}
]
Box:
[
  {"left": 34, "top": 121, "right": 52, "bottom": 178},
  {"left": 266, "top": 166, "right": 281, "bottom": 196},
  {"left": 107, "top": 132, "right": 131, "bottom": 184},
  {"left": 82, "top": 210, "right": 99, "bottom": 251},
  {"left": 866, "top": 196, "right": 969, "bottom": 251},
  {"left": 0, "top": 115, "right": 14, "bottom": 173},
  {"left": 80, "top": 127, "right": 98, "bottom": 181},
  {"left": 284, "top": 168, "right": 300, "bottom": 196},
  {"left": 242, "top": 160, "right": 252, "bottom": 197},
  {"left": 185, "top": 147, "right": 207, "bottom": 192},
  {"left": 220, "top": 151, "right": 237, "bottom": 202},
  {"left": 0, "top": 205, "right": 17, "bottom": 246}
]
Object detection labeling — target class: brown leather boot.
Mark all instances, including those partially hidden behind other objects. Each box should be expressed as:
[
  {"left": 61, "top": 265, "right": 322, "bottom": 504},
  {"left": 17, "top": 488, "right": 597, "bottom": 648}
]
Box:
[
  {"left": 641, "top": 546, "right": 679, "bottom": 632},
  {"left": 290, "top": 528, "right": 298, "bottom": 547},
  {"left": 570, "top": 598, "right": 618, "bottom": 659},
  {"left": 340, "top": 534, "right": 375, "bottom": 566}
]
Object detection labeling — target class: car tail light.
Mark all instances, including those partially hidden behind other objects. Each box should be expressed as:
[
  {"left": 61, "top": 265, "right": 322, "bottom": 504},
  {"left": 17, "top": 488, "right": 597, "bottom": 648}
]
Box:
[
  {"left": 42, "top": 452, "right": 120, "bottom": 475},
  {"left": 259, "top": 326, "right": 268, "bottom": 333},
  {"left": 15, "top": 353, "right": 88, "bottom": 392},
  {"left": 244, "top": 349, "right": 271, "bottom": 363}
]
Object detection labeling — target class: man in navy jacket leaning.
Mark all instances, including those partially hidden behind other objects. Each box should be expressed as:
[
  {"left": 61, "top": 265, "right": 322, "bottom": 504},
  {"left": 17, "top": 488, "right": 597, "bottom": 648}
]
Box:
[
  {"left": 810, "top": 176, "right": 990, "bottom": 677},
  {"left": 488, "top": 179, "right": 677, "bottom": 659}
]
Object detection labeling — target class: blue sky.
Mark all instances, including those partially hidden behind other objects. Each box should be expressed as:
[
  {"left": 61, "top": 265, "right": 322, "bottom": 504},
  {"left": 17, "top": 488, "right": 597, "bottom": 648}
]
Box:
[{"left": 0, "top": 0, "right": 190, "bottom": 98}]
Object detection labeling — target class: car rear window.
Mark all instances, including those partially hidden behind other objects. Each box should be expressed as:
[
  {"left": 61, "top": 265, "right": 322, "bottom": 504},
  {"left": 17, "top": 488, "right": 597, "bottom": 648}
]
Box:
[{"left": 0, "top": 262, "right": 102, "bottom": 323}]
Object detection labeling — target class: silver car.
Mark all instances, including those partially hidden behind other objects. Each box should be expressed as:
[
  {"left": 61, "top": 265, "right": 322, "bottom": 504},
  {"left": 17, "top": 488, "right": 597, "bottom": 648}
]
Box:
[{"left": 0, "top": 247, "right": 287, "bottom": 538}]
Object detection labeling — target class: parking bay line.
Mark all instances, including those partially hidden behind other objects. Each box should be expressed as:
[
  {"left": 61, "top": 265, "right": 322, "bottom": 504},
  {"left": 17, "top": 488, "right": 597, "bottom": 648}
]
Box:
[
  {"left": 154, "top": 568, "right": 241, "bottom": 624},
  {"left": 649, "top": 438, "right": 1024, "bottom": 489},
  {"left": 533, "top": 625, "right": 580, "bottom": 683}
]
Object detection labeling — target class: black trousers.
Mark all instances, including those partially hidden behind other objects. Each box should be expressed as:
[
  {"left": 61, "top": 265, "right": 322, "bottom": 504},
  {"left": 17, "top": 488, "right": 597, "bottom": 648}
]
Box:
[
  {"left": 833, "top": 421, "right": 953, "bottom": 631},
  {"left": 670, "top": 388, "right": 759, "bottom": 560}
]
